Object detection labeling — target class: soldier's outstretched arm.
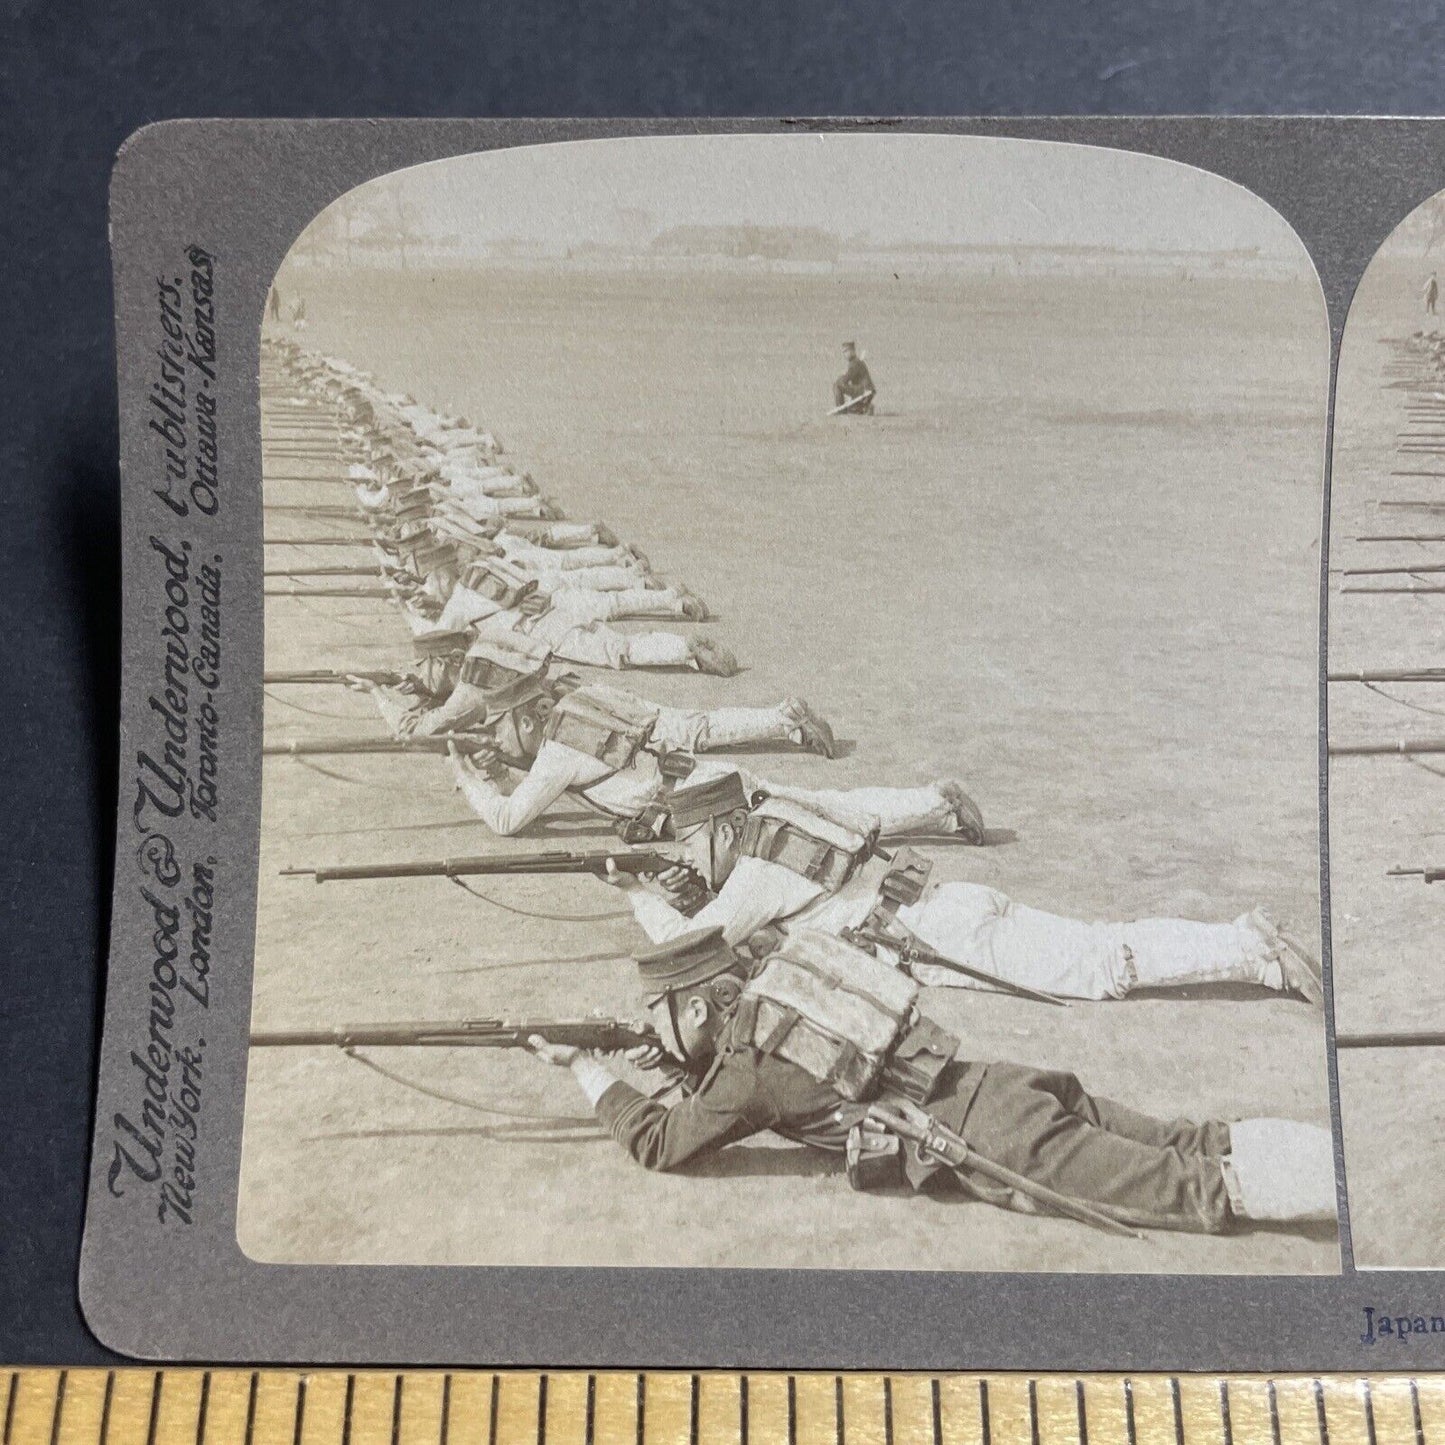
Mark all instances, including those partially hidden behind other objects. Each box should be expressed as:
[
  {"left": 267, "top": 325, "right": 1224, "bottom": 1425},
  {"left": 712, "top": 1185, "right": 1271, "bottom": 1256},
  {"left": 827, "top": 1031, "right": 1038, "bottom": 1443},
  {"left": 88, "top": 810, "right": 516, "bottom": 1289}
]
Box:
[
  {"left": 531, "top": 1039, "right": 772, "bottom": 1172},
  {"left": 616, "top": 856, "right": 817, "bottom": 947},
  {"left": 407, "top": 681, "right": 492, "bottom": 738},
  {"left": 446, "top": 739, "right": 583, "bottom": 836},
  {"left": 351, "top": 680, "right": 425, "bottom": 739}
]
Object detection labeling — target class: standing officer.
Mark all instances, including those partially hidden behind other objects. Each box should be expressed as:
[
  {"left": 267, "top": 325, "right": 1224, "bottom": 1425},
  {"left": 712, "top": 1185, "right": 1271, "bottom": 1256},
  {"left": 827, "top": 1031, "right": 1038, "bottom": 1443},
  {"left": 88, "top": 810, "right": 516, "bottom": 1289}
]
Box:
[{"left": 833, "top": 341, "right": 875, "bottom": 413}]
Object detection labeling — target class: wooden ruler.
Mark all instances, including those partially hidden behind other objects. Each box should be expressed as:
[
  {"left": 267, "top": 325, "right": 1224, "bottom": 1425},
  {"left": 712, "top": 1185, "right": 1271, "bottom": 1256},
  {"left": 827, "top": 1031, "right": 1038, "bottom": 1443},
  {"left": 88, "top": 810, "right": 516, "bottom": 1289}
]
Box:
[{"left": 4, "top": 1371, "right": 1444, "bottom": 1445}]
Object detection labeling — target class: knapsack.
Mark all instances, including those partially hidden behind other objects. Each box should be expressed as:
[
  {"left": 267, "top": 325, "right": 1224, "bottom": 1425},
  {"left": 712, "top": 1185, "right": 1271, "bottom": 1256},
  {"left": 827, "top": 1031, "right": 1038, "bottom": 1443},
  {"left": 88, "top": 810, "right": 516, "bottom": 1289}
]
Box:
[
  {"left": 735, "top": 929, "right": 918, "bottom": 1101},
  {"left": 543, "top": 684, "right": 659, "bottom": 772}
]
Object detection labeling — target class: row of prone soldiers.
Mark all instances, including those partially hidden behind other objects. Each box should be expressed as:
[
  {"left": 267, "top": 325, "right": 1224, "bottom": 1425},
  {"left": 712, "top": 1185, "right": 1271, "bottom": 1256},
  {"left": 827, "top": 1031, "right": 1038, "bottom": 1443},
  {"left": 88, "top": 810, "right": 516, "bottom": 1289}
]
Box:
[{"left": 265, "top": 338, "right": 1336, "bottom": 1238}]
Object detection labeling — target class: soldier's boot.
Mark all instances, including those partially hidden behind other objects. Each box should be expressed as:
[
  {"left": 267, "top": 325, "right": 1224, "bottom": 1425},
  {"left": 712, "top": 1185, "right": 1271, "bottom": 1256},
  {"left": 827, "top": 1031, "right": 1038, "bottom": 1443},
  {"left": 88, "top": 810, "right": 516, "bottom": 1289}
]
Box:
[
  {"left": 1223, "top": 1119, "right": 1336, "bottom": 1225},
  {"left": 938, "top": 781, "right": 985, "bottom": 844},
  {"left": 1241, "top": 909, "right": 1323, "bottom": 1004},
  {"left": 676, "top": 587, "right": 711, "bottom": 622},
  {"left": 688, "top": 635, "right": 740, "bottom": 677},
  {"left": 780, "top": 698, "right": 836, "bottom": 758}
]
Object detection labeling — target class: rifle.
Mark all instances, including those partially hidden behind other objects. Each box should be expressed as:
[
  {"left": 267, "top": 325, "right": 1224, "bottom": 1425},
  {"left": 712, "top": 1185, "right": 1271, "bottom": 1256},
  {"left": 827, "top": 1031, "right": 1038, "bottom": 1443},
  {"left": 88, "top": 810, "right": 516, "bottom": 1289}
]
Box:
[
  {"left": 265, "top": 585, "right": 393, "bottom": 598},
  {"left": 280, "top": 846, "right": 708, "bottom": 912},
  {"left": 827, "top": 389, "right": 875, "bottom": 417},
  {"left": 263, "top": 733, "right": 490, "bottom": 757},
  {"left": 1327, "top": 669, "right": 1445, "bottom": 683},
  {"left": 1388, "top": 866, "right": 1445, "bottom": 884},
  {"left": 251, "top": 1016, "right": 659, "bottom": 1052},
  {"left": 263, "top": 563, "right": 385, "bottom": 577},
  {"left": 865, "top": 1098, "right": 1141, "bottom": 1238},
  {"left": 264, "top": 669, "right": 407, "bottom": 685},
  {"left": 1329, "top": 737, "right": 1445, "bottom": 756}
]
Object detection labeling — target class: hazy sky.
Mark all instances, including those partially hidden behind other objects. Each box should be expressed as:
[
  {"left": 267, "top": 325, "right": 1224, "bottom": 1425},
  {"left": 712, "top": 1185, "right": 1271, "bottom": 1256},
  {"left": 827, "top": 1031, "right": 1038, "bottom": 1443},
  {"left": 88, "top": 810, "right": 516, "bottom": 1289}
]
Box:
[{"left": 318, "top": 132, "right": 1306, "bottom": 258}]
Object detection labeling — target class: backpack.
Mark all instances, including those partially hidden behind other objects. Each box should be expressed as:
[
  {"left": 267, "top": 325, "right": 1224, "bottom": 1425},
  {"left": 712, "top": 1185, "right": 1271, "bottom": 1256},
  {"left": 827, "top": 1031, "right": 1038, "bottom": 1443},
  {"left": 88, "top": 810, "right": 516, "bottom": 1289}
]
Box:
[
  {"left": 543, "top": 684, "right": 659, "bottom": 771},
  {"left": 734, "top": 929, "right": 918, "bottom": 1102}
]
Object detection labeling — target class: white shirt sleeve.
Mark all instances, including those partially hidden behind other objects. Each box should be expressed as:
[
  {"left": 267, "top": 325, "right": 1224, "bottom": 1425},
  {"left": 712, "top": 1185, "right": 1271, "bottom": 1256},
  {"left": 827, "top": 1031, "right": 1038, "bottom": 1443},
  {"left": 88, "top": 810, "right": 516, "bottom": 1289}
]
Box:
[
  {"left": 453, "top": 740, "right": 610, "bottom": 837},
  {"left": 627, "top": 856, "right": 826, "bottom": 946}
]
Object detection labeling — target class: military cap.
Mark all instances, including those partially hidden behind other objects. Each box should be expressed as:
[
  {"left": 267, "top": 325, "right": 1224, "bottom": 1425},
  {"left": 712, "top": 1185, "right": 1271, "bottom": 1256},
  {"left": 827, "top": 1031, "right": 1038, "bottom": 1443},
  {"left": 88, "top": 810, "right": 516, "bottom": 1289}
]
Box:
[
  {"left": 411, "top": 628, "right": 472, "bottom": 660},
  {"left": 635, "top": 926, "right": 740, "bottom": 1002},
  {"left": 666, "top": 769, "right": 750, "bottom": 833}
]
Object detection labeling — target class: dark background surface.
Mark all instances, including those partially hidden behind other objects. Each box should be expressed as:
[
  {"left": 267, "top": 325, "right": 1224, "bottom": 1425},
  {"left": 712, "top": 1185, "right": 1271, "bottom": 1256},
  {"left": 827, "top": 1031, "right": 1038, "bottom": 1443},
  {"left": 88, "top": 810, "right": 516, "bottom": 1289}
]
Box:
[{"left": 2, "top": 0, "right": 1443, "bottom": 1366}]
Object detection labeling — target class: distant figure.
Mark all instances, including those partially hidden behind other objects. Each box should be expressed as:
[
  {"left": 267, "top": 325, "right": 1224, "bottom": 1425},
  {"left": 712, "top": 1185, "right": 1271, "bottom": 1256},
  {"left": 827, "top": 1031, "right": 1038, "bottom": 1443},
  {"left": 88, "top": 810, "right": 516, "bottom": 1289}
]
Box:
[
  {"left": 267, "top": 286, "right": 281, "bottom": 321},
  {"left": 832, "top": 341, "right": 875, "bottom": 414},
  {"left": 291, "top": 295, "right": 308, "bottom": 331},
  {"left": 1427, "top": 272, "right": 1440, "bottom": 317}
]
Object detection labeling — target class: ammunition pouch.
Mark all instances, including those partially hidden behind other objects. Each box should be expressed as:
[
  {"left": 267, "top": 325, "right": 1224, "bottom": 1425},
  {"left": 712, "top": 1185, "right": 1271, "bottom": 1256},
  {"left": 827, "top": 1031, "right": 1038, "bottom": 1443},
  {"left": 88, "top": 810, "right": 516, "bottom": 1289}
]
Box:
[
  {"left": 616, "top": 809, "right": 668, "bottom": 845},
  {"left": 846, "top": 1121, "right": 905, "bottom": 1192},
  {"left": 843, "top": 848, "right": 936, "bottom": 965},
  {"left": 878, "top": 1016, "right": 959, "bottom": 1105},
  {"left": 738, "top": 797, "right": 874, "bottom": 893}
]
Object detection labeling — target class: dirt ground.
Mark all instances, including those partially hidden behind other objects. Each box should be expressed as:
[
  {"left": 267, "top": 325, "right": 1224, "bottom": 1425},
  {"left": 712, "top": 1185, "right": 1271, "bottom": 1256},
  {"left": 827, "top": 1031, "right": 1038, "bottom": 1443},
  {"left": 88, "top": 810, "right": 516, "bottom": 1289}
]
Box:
[
  {"left": 239, "top": 261, "right": 1337, "bottom": 1274},
  {"left": 1328, "top": 251, "right": 1445, "bottom": 1269}
]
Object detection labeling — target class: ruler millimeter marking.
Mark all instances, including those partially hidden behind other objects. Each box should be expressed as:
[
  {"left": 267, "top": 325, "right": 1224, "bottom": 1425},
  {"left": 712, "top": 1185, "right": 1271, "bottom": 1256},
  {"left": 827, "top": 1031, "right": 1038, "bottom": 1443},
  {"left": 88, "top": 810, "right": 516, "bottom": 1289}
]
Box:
[{"left": 2, "top": 1372, "right": 1443, "bottom": 1445}]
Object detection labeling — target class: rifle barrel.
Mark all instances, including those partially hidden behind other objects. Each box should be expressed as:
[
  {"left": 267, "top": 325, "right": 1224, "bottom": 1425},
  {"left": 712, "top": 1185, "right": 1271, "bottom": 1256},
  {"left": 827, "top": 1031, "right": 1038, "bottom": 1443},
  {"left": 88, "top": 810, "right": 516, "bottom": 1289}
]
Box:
[
  {"left": 263, "top": 734, "right": 486, "bottom": 757},
  {"left": 263, "top": 669, "right": 403, "bottom": 685},
  {"left": 280, "top": 848, "right": 670, "bottom": 883},
  {"left": 1327, "top": 669, "right": 1445, "bottom": 683},
  {"left": 1329, "top": 738, "right": 1445, "bottom": 756},
  {"left": 265, "top": 586, "right": 393, "bottom": 598},
  {"left": 1337, "top": 1032, "right": 1445, "bottom": 1049},
  {"left": 263, "top": 564, "right": 382, "bottom": 577},
  {"left": 251, "top": 1017, "right": 658, "bottom": 1050},
  {"left": 1342, "top": 563, "right": 1445, "bottom": 576},
  {"left": 1340, "top": 584, "right": 1445, "bottom": 594}
]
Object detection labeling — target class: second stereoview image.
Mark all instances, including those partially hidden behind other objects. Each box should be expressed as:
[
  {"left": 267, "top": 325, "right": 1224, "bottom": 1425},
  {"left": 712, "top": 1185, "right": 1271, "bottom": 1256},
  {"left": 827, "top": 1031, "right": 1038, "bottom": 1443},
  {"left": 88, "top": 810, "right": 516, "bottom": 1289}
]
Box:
[{"left": 239, "top": 133, "right": 1337, "bottom": 1275}]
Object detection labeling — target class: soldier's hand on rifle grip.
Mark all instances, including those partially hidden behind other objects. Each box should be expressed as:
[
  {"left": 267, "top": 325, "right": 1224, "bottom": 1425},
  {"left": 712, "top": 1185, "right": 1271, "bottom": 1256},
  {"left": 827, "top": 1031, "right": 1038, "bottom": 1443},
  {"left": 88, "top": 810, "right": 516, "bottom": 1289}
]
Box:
[
  {"left": 445, "top": 740, "right": 474, "bottom": 786},
  {"left": 658, "top": 864, "right": 708, "bottom": 914},
  {"left": 344, "top": 674, "right": 379, "bottom": 695},
  {"left": 602, "top": 858, "right": 639, "bottom": 890},
  {"left": 527, "top": 1035, "right": 583, "bottom": 1067}
]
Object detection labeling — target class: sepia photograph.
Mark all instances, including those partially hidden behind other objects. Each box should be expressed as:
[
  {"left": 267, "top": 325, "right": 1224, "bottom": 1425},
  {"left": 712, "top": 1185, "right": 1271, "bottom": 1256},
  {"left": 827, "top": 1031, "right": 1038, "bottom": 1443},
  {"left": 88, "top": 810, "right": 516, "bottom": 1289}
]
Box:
[
  {"left": 237, "top": 132, "right": 1338, "bottom": 1275},
  {"left": 1328, "top": 187, "right": 1445, "bottom": 1271}
]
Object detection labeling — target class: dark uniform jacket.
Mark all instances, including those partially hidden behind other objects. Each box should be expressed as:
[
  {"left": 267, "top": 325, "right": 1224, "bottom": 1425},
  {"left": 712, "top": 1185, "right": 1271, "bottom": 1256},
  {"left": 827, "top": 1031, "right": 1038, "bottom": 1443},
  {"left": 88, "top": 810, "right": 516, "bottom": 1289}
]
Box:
[
  {"left": 838, "top": 357, "right": 874, "bottom": 397},
  {"left": 594, "top": 1011, "right": 1235, "bottom": 1232},
  {"left": 595, "top": 1012, "right": 985, "bottom": 1184}
]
